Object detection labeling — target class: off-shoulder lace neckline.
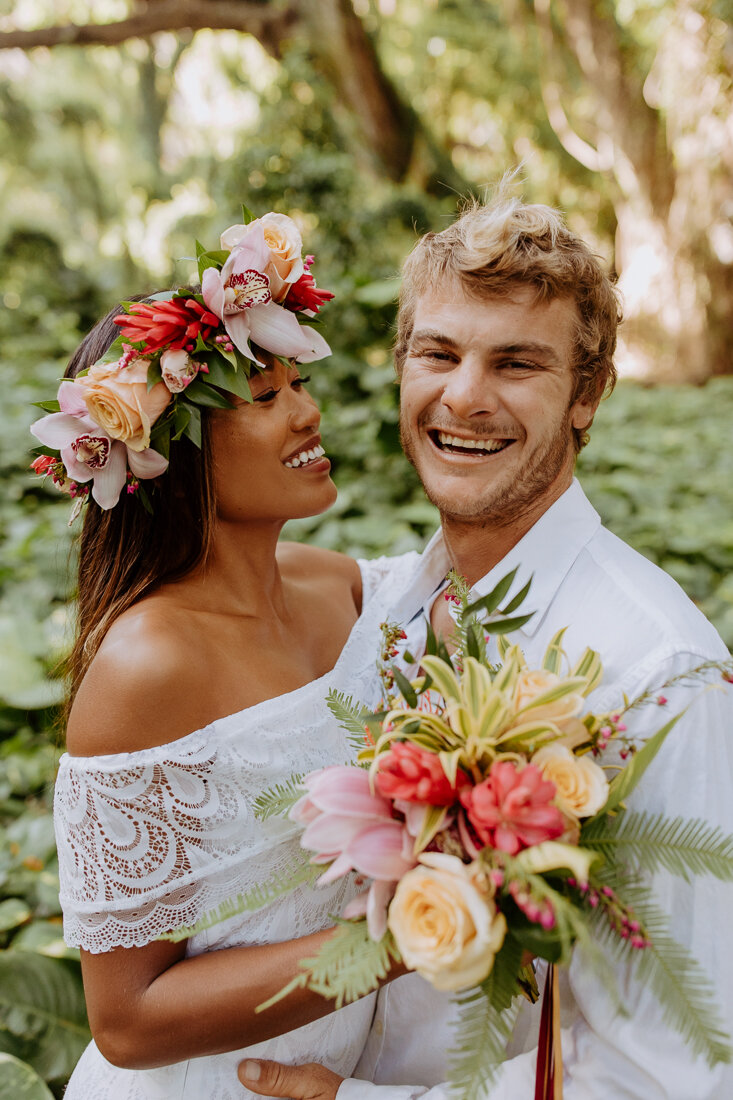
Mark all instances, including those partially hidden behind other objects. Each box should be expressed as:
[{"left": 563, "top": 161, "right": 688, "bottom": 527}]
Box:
[{"left": 61, "top": 559, "right": 378, "bottom": 767}]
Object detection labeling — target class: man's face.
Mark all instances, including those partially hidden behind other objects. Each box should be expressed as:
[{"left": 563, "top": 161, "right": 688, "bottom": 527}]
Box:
[{"left": 399, "top": 281, "right": 597, "bottom": 527}]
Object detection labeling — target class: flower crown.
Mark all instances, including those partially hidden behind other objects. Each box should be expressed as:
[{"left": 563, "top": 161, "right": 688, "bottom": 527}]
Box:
[{"left": 30, "top": 206, "right": 334, "bottom": 515}]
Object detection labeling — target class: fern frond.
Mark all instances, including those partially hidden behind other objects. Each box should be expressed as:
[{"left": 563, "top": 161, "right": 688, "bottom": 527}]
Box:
[
  {"left": 326, "top": 690, "right": 372, "bottom": 756},
  {"left": 588, "top": 882, "right": 732, "bottom": 1067},
  {"left": 258, "top": 919, "right": 400, "bottom": 1012},
  {"left": 253, "top": 774, "right": 305, "bottom": 820},
  {"left": 582, "top": 811, "right": 733, "bottom": 882},
  {"left": 447, "top": 936, "right": 523, "bottom": 1100},
  {"left": 160, "top": 855, "right": 319, "bottom": 942}
]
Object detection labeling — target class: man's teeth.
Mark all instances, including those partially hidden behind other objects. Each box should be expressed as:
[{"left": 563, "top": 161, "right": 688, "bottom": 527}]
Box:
[
  {"left": 437, "top": 432, "right": 508, "bottom": 453},
  {"left": 285, "top": 444, "right": 325, "bottom": 469}
]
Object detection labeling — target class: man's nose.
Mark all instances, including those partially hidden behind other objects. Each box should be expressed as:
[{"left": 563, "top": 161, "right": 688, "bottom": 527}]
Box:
[{"left": 440, "top": 358, "right": 499, "bottom": 420}]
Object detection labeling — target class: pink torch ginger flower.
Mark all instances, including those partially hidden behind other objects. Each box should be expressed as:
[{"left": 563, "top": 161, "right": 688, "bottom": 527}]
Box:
[
  {"left": 201, "top": 223, "right": 331, "bottom": 364},
  {"left": 376, "top": 742, "right": 466, "bottom": 807},
  {"left": 30, "top": 380, "right": 168, "bottom": 510},
  {"left": 460, "top": 759, "right": 565, "bottom": 856},
  {"left": 292, "top": 766, "right": 416, "bottom": 940}
]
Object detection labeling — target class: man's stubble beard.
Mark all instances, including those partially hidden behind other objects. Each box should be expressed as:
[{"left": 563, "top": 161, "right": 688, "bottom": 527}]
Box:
[{"left": 400, "top": 409, "right": 576, "bottom": 528}]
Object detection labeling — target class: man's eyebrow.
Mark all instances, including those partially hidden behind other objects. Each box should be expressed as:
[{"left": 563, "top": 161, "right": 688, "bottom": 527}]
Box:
[
  {"left": 493, "top": 341, "right": 562, "bottom": 364},
  {"left": 408, "top": 329, "right": 458, "bottom": 347}
]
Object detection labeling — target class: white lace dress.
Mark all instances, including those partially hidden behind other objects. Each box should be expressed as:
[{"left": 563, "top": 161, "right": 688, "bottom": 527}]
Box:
[{"left": 55, "top": 553, "right": 419, "bottom": 1100}]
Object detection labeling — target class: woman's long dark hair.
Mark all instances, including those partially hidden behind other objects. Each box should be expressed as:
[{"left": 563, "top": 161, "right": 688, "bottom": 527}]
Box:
[{"left": 64, "top": 301, "right": 216, "bottom": 714}]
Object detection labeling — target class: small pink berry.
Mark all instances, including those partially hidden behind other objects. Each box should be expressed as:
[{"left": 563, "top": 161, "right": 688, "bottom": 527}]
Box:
[
  {"left": 490, "top": 870, "right": 504, "bottom": 888},
  {"left": 567, "top": 877, "right": 577, "bottom": 888},
  {"left": 540, "top": 907, "right": 556, "bottom": 930},
  {"left": 620, "top": 749, "right": 629, "bottom": 760},
  {"left": 616, "top": 722, "right": 627, "bottom": 732},
  {"left": 628, "top": 920, "right": 640, "bottom": 933},
  {"left": 602, "top": 886, "right": 613, "bottom": 897},
  {"left": 631, "top": 935, "right": 646, "bottom": 949},
  {"left": 723, "top": 672, "right": 733, "bottom": 684},
  {"left": 656, "top": 695, "right": 668, "bottom": 706},
  {"left": 215, "top": 335, "right": 224, "bottom": 344}
]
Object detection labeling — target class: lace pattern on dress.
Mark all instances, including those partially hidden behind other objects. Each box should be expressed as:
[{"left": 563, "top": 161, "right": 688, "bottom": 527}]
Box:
[{"left": 55, "top": 550, "right": 422, "bottom": 955}]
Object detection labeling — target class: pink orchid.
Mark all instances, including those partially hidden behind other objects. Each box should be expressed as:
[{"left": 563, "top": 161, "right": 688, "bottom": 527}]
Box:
[
  {"left": 459, "top": 760, "right": 565, "bottom": 856},
  {"left": 292, "top": 766, "right": 416, "bottom": 939},
  {"left": 30, "top": 381, "right": 168, "bottom": 510},
  {"left": 201, "top": 224, "right": 331, "bottom": 364}
]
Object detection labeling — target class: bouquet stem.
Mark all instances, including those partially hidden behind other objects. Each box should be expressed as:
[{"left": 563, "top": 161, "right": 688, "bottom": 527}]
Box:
[{"left": 534, "top": 964, "right": 563, "bottom": 1100}]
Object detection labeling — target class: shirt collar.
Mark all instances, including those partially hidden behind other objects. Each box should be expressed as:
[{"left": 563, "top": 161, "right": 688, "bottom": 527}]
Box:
[{"left": 389, "top": 479, "right": 600, "bottom": 637}]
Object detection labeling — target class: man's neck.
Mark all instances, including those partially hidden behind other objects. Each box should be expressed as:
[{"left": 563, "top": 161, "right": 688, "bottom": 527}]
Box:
[{"left": 439, "top": 479, "right": 572, "bottom": 586}]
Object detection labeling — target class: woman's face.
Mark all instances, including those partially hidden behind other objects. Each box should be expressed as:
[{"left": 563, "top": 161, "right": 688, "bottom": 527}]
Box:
[{"left": 208, "top": 357, "right": 337, "bottom": 524}]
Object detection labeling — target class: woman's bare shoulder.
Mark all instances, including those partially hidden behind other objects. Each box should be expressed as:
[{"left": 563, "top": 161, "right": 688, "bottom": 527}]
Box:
[
  {"left": 66, "top": 598, "right": 214, "bottom": 758},
  {"left": 276, "top": 542, "right": 362, "bottom": 605}
]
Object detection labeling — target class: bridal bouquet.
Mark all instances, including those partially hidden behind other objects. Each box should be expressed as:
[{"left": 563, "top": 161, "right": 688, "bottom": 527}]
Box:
[{"left": 188, "top": 572, "right": 733, "bottom": 1097}]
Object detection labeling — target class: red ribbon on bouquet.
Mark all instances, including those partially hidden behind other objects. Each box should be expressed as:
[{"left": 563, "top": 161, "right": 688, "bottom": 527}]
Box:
[{"left": 534, "top": 964, "right": 563, "bottom": 1100}]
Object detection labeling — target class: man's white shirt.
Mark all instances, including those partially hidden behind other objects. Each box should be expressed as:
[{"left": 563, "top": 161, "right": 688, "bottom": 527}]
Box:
[{"left": 341, "top": 479, "right": 733, "bottom": 1100}]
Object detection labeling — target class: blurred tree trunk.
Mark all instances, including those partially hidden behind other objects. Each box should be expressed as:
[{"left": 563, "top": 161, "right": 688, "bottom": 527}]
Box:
[
  {"left": 534, "top": 0, "right": 733, "bottom": 381},
  {"left": 262, "top": 0, "right": 467, "bottom": 194}
]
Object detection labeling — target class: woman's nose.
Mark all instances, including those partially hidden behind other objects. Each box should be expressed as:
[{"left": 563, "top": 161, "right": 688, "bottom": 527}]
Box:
[{"left": 290, "top": 386, "right": 320, "bottom": 431}]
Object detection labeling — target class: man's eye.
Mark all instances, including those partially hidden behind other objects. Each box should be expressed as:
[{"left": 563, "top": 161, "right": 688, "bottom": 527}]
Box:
[{"left": 418, "top": 349, "right": 454, "bottom": 363}]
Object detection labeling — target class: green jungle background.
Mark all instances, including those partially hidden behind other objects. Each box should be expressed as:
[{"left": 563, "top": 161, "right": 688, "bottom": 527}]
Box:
[{"left": 0, "top": 0, "right": 731, "bottom": 1094}]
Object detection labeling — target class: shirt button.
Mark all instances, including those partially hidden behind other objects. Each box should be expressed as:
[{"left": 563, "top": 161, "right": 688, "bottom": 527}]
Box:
[{"left": 373, "top": 1019, "right": 384, "bottom": 1036}]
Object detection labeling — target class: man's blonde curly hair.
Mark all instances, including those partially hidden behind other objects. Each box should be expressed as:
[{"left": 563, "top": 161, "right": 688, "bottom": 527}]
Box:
[{"left": 394, "top": 191, "right": 621, "bottom": 452}]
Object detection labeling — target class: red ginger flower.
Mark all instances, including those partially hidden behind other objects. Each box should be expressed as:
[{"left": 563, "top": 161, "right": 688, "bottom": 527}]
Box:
[
  {"left": 376, "top": 742, "right": 467, "bottom": 806},
  {"left": 460, "top": 759, "right": 564, "bottom": 855},
  {"left": 113, "top": 298, "right": 220, "bottom": 352},
  {"left": 30, "top": 454, "right": 57, "bottom": 476},
  {"left": 282, "top": 271, "right": 334, "bottom": 314}
]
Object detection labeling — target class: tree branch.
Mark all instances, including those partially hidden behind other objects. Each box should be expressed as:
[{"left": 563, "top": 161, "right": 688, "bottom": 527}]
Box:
[
  {"left": 533, "top": 0, "right": 610, "bottom": 173},
  {"left": 0, "top": 1, "right": 297, "bottom": 52}
]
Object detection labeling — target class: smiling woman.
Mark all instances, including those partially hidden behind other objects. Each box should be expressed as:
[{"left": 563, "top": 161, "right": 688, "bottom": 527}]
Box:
[{"left": 34, "top": 211, "right": 407, "bottom": 1099}]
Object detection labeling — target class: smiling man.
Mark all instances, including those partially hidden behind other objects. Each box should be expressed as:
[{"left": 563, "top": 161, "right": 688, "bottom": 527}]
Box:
[{"left": 239, "top": 194, "right": 733, "bottom": 1100}]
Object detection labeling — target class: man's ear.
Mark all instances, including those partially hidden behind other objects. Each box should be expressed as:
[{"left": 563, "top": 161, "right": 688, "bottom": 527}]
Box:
[{"left": 571, "top": 389, "right": 603, "bottom": 433}]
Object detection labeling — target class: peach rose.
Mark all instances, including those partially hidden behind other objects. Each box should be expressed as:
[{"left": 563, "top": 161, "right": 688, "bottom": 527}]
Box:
[
  {"left": 220, "top": 214, "right": 304, "bottom": 301},
  {"left": 387, "top": 852, "right": 507, "bottom": 992},
  {"left": 77, "top": 358, "right": 171, "bottom": 452},
  {"left": 513, "top": 668, "right": 585, "bottom": 728},
  {"left": 531, "top": 743, "right": 609, "bottom": 818}
]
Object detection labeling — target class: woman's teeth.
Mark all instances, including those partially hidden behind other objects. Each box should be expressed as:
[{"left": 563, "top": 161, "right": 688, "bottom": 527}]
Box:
[
  {"left": 436, "top": 432, "right": 510, "bottom": 454},
  {"left": 285, "top": 444, "right": 326, "bottom": 469}
]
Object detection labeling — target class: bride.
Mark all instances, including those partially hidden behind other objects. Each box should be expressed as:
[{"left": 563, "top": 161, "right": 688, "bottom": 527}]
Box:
[{"left": 30, "top": 212, "right": 412, "bottom": 1098}]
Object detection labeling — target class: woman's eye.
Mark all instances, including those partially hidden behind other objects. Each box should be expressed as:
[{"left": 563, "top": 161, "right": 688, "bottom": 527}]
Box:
[
  {"left": 292, "top": 374, "right": 311, "bottom": 388},
  {"left": 254, "top": 388, "right": 279, "bottom": 403}
]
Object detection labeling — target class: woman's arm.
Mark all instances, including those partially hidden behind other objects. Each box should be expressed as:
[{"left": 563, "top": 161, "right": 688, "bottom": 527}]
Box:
[
  {"left": 64, "top": 600, "right": 399, "bottom": 1071},
  {"left": 81, "top": 925, "right": 370, "bottom": 1070}
]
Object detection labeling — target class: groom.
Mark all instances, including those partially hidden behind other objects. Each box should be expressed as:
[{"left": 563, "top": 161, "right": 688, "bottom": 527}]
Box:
[{"left": 240, "top": 195, "right": 733, "bottom": 1098}]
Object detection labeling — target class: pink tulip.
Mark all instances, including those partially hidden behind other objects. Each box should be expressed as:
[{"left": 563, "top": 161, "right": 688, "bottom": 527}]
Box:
[
  {"left": 343, "top": 878, "right": 397, "bottom": 941},
  {"left": 30, "top": 380, "right": 168, "bottom": 510},
  {"left": 292, "top": 765, "right": 416, "bottom": 888}
]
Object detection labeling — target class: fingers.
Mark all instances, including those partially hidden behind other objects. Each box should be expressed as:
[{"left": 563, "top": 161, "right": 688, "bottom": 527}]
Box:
[{"left": 238, "top": 1058, "right": 344, "bottom": 1100}]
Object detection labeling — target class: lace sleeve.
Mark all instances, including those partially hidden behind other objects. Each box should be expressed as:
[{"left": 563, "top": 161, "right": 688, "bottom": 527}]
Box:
[
  {"left": 358, "top": 551, "right": 420, "bottom": 610},
  {"left": 54, "top": 728, "right": 299, "bottom": 954}
]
